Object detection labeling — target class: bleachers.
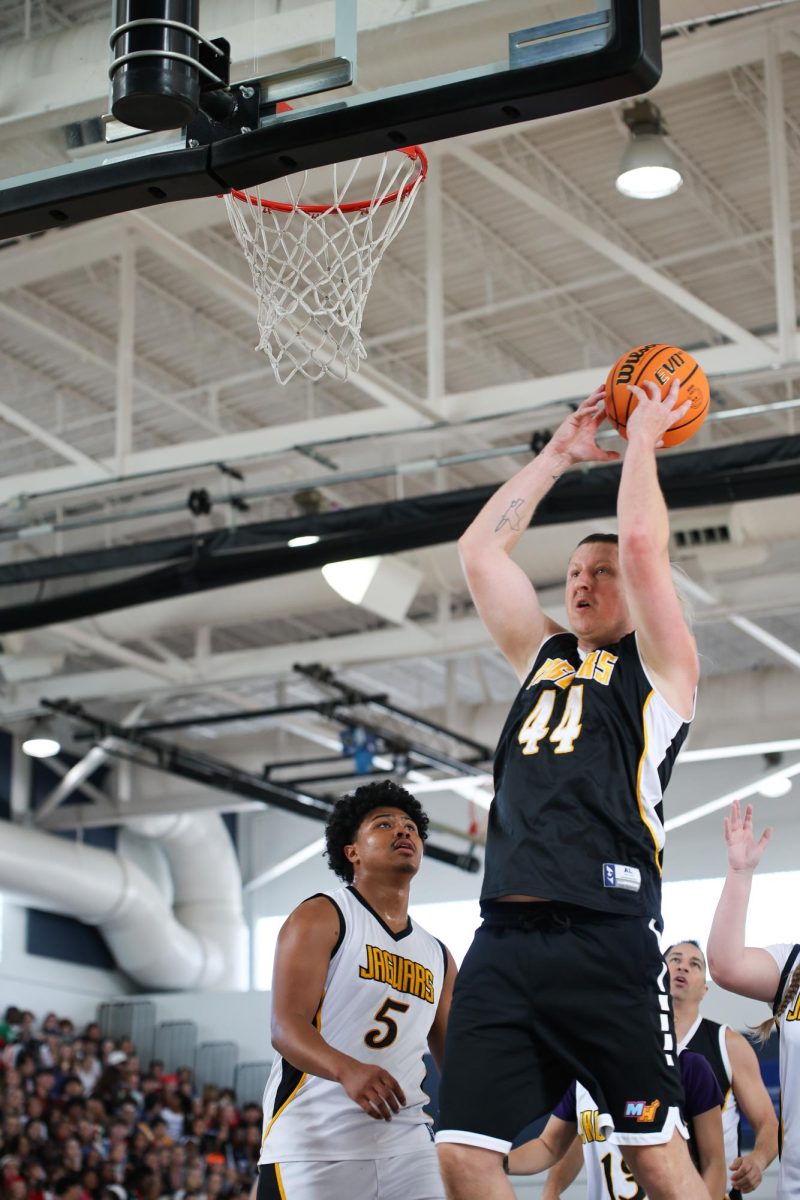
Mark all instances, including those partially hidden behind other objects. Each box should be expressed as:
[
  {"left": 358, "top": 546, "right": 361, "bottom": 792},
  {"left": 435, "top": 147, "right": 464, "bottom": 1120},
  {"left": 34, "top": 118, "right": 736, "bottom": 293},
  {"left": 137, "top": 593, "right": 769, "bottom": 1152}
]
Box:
[
  {"left": 152, "top": 1018, "right": 198, "bottom": 1074},
  {"left": 98, "top": 999, "right": 156, "bottom": 1066},
  {"left": 97, "top": 1001, "right": 270, "bottom": 1099}
]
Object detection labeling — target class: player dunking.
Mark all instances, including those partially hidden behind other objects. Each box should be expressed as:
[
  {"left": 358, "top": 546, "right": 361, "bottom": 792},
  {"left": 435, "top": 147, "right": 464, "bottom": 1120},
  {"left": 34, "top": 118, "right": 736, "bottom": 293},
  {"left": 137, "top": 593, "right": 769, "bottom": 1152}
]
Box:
[
  {"left": 435, "top": 381, "right": 705, "bottom": 1200},
  {"left": 257, "top": 780, "right": 456, "bottom": 1200}
]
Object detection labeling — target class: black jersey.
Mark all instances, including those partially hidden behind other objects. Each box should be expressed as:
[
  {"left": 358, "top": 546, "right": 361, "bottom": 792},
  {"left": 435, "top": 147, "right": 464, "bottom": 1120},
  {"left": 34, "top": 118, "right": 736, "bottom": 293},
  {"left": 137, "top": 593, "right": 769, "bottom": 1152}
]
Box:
[
  {"left": 681, "top": 1017, "right": 741, "bottom": 1200},
  {"left": 482, "top": 631, "right": 690, "bottom": 918}
]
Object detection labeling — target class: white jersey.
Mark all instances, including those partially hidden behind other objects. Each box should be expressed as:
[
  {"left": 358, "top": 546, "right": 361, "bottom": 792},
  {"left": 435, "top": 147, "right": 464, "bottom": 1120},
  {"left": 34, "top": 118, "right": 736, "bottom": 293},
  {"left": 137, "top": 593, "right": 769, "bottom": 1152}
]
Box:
[
  {"left": 574, "top": 1080, "right": 641, "bottom": 1200},
  {"left": 767, "top": 943, "right": 800, "bottom": 1200},
  {"left": 259, "top": 885, "right": 447, "bottom": 1162},
  {"left": 678, "top": 1016, "right": 740, "bottom": 1197}
]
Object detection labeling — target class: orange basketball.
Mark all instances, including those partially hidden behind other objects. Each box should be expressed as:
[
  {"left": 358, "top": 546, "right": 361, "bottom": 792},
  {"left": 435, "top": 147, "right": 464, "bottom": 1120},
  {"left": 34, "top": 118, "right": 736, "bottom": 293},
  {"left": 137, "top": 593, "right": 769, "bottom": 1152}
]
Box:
[{"left": 605, "top": 344, "right": 710, "bottom": 447}]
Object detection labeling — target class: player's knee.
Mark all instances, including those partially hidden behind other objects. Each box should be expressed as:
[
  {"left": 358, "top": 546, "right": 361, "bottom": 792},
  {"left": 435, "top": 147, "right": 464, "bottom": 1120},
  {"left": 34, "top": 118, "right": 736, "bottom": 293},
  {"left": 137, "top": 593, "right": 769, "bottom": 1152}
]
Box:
[{"left": 436, "top": 1142, "right": 504, "bottom": 1188}]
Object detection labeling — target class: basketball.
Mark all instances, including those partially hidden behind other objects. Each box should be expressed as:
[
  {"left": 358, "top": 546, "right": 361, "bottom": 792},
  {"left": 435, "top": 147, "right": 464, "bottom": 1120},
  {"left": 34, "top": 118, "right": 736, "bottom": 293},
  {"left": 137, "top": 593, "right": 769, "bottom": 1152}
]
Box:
[{"left": 604, "top": 344, "right": 710, "bottom": 446}]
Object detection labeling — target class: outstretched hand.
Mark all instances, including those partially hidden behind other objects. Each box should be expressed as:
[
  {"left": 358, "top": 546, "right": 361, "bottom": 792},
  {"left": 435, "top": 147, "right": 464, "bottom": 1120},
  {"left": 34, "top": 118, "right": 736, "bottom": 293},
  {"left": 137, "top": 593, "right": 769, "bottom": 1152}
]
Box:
[
  {"left": 625, "top": 378, "right": 691, "bottom": 447},
  {"left": 548, "top": 386, "right": 621, "bottom": 467},
  {"left": 724, "top": 800, "right": 773, "bottom": 874}
]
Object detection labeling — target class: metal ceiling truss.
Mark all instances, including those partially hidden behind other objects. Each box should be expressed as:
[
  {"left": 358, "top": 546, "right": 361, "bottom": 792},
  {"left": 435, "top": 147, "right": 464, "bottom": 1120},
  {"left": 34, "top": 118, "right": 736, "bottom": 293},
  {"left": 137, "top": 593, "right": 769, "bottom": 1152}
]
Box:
[{"left": 40, "top": 695, "right": 483, "bottom": 873}]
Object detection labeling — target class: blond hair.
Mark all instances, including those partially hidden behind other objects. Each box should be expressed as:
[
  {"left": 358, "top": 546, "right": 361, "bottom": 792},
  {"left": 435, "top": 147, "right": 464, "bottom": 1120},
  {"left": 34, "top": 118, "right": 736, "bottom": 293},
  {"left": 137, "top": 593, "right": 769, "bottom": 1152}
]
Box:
[{"left": 752, "top": 960, "right": 800, "bottom": 1043}]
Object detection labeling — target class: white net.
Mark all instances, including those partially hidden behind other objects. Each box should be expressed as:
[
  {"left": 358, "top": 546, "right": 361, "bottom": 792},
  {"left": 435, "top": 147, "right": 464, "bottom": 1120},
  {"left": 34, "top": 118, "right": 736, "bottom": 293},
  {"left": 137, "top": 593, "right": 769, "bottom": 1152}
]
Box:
[{"left": 224, "top": 149, "right": 426, "bottom": 384}]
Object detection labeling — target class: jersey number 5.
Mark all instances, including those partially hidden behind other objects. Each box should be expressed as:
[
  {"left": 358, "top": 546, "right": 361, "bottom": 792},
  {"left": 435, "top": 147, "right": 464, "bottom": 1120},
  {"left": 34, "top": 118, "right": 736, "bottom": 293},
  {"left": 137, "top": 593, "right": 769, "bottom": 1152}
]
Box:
[
  {"left": 365, "top": 998, "right": 410, "bottom": 1048},
  {"left": 518, "top": 685, "right": 584, "bottom": 756}
]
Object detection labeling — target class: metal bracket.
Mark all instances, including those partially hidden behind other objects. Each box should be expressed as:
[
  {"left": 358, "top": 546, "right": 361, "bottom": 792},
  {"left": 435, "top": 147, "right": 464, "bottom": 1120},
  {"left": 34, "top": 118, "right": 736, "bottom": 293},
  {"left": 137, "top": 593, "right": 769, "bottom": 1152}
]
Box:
[{"left": 186, "top": 81, "right": 261, "bottom": 149}]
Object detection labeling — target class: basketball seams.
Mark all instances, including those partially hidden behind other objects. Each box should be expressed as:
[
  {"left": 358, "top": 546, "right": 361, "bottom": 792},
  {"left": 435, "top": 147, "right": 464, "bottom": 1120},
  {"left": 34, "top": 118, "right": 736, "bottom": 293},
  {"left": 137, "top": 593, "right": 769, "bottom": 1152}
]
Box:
[
  {"left": 631, "top": 345, "right": 669, "bottom": 389},
  {"left": 605, "top": 344, "right": 709, "bottom": 445}
]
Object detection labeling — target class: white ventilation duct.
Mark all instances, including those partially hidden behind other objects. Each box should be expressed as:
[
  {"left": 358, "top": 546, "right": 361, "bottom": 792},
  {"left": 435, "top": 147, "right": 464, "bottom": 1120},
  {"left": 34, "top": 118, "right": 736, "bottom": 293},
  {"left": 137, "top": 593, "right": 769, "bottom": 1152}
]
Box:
[{"left": 0, "top": 815, "right": 248, "bottom": 991}]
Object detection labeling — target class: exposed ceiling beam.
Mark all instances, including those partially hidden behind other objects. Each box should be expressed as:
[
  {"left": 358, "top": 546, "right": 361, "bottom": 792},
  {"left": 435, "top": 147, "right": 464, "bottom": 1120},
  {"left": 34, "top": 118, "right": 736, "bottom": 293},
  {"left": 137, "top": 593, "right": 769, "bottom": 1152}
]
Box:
[
  {"left": 2, "top": 615, "right": 488, "bottom": 711},
  {"left": 38, "top": 789, "right": 264, "bottom": 829},
  {"left": 448, "top": 143, "right": 771, "bottom": 357},
  {"left": 765, "top": 31, "right": 798, "bottom": 362},
  {"left": 0, "top": 396, "right": 112, "bottom": 478},
  {"left": 127, "top": 212, "right": 436, "bottom": 421},
  {"left": 0, "top": 403, "right": 428, "bottom": 506}
]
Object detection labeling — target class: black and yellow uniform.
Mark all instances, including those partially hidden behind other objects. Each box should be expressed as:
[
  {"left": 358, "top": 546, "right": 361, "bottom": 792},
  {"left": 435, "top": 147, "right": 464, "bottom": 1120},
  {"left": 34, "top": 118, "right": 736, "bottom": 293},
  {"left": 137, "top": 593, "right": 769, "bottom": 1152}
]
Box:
[
  {"left": 484, "top": 631, "right": 689, "bottom": 916},
  {"left": 437, "top": 633, "right": 693, "bottom": 1152}
]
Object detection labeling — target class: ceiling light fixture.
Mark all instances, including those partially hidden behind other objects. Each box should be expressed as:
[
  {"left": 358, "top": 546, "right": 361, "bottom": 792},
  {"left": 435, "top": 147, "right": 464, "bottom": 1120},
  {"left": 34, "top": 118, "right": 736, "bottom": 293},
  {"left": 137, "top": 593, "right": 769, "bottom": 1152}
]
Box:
[
  {"left": 22, "top": 735, "right": 61, "bottom": 759},
  {"left": 288, "top": 534, "right": 320, "bottom": 548},
  {"left": 616, "top": 100, "right": 683, "bottom": 200},
  {"left": 757, "top": 774, "right": 793, "bottom": 798},
  {"left": 321, "top": 556, "right": 422, "bottom": 622}
]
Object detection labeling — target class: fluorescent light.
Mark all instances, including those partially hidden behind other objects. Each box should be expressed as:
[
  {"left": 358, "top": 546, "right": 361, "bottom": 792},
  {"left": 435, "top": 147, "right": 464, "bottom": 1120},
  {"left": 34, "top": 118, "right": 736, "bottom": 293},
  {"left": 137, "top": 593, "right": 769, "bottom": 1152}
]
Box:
[
  {"left": 22, "top": 737, "right": 61, "bottom": 759},
  {"left": 287, "top": 534, "right": 320, "bottom": 547}
]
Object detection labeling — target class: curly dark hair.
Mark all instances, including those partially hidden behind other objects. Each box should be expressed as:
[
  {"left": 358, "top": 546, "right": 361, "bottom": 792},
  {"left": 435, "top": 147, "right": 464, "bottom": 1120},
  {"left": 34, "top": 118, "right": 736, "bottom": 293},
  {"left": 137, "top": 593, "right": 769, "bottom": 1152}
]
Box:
[{"left": 324, "top": 780, "right": 429, "bottom": 883}]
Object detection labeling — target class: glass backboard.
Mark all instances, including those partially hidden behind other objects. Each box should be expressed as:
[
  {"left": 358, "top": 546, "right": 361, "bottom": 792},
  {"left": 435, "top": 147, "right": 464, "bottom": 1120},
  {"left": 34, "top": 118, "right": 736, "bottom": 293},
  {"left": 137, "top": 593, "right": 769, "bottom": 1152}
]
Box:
[{"left": 0, "top": 1, "right": 660, "bottom": 239}]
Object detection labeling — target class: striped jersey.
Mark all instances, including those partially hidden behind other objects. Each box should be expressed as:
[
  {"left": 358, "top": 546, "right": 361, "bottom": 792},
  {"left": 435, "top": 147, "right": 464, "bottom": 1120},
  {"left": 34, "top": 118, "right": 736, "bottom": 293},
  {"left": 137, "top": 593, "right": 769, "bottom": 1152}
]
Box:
[
  {"left": 678, "top": 1017, "right": 741, "bottom": 1200},
  {"left": 767, "top": 942, "right": 800, "bottom": 1200},
  {"left": 483, "top": 631, "right": 691, "bottom": 917},
  {"left": 259, "top": 885, "right": 447, "bottom": 1162}
]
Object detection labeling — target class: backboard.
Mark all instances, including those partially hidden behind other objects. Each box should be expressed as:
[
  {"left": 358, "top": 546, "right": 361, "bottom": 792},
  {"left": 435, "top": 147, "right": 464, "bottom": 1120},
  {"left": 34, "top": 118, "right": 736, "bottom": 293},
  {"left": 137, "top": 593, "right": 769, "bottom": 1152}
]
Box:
[{"left": 0, "top": 1, "right": 660, "bottom": 239}]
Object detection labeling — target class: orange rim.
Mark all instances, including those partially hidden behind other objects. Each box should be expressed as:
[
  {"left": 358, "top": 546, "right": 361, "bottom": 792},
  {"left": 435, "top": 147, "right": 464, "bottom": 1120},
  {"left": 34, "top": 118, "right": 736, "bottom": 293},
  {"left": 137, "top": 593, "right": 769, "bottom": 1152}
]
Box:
[{"left": 228, "top": 145, "right": 428, "bottom": 215}]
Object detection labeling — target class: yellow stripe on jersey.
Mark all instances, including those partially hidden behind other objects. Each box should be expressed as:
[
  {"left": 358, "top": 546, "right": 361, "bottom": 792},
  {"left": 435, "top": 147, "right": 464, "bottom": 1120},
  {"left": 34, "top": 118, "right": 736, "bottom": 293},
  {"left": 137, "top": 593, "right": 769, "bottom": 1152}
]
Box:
[
  {"left": 635, "top": 691, "right": 662, "bottom": 875},
  {"left": 262, "top": 1000, "right": 323, "bottom": 1145},
  {"left": 275, "top": 1164, "right": 287, "bottom": 1200}
]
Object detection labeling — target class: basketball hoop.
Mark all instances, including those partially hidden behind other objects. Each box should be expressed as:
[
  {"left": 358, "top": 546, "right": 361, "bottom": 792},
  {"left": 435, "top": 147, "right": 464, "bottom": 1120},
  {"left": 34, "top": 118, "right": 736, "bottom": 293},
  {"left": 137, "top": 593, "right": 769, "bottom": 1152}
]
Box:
[{"left": 224, "top": 146, "right": 427, "bottom": 384}]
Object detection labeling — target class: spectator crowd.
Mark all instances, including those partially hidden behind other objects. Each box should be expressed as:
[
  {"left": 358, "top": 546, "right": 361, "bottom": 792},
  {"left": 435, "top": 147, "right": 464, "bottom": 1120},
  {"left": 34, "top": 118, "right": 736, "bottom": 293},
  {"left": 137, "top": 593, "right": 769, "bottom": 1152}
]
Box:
[{"left": 0, "top": 1005, "right": 262, "bottom": 1200}]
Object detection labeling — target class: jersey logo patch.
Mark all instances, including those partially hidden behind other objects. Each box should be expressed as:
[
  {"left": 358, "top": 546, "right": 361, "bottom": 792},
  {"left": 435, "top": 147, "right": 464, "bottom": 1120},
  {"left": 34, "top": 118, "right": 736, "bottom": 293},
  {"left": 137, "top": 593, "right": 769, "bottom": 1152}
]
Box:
[
  {"left": 603, "top": 863, "right": 641, "bottom": 892},
  {"left": 359, "top": 944, "right": 435, "bottom": 1003},
  {"left": 624, "top": 1099, "right": 661, "bottom": 1122}
]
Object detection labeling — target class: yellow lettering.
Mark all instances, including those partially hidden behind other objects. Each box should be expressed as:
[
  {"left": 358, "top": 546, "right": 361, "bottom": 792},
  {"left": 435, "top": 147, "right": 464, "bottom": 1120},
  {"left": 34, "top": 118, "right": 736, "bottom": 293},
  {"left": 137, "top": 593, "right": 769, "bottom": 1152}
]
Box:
[
  {"left": 579, "top": 1109, "right": 605, "bottom": 1144},
  {"left": 787, "top": 991, "right": 800, "bottom": 1022},
  {"left": 575, "top": 651, "right": 599, "bottom": 680},
  {"left": 530, "top": 658, "right": 576, "bottom": 690},
  {"left": 401, "top": 958, "right": 414, "bottom": 993},
  {"left": 593, "top": 650, "right": 618, "bottom": 685},
  {"left": 358, "top": 946, "right": 436, "bottom": 1003},
  {"left": 359, "top": 944, "right": 376, "bottom": 981}
]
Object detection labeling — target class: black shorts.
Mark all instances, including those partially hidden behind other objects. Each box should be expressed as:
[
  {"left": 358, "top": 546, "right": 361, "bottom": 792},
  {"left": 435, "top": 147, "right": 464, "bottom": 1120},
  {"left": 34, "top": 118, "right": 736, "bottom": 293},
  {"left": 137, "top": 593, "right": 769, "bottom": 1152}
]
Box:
[{"left": 436, "top": 901, "right": 686, "bottom": 1152}]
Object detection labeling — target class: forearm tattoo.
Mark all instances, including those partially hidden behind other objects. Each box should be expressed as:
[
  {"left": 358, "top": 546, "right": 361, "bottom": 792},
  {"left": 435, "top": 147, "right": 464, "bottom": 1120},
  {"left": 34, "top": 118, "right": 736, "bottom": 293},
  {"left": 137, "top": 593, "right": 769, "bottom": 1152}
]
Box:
[{"left": 495, "top": 497, "right": 526, "bottom": 533}]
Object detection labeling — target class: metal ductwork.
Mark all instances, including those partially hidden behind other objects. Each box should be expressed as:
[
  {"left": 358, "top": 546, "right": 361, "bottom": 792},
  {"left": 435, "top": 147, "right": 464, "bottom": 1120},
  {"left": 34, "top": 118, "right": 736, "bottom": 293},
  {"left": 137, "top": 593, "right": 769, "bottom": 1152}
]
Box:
[{"left": 0, "top": 814, "right": 248, "bottom": 991}]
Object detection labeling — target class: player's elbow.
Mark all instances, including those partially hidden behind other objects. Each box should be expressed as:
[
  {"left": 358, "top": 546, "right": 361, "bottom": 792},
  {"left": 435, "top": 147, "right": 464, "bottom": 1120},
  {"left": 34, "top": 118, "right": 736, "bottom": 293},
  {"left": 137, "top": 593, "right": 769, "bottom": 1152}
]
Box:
[
  {"left": 270, "top": 1013, "right": 291, "bottom": 1057},
  {"left": 706, "top": 949, "right": 736, "bottom": 991}
]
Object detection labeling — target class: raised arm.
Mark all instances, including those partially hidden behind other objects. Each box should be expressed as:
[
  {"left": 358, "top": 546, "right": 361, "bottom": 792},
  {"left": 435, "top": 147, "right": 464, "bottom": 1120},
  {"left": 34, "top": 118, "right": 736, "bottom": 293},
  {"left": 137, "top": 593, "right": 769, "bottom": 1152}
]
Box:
[
  {"left": 427, "top": 946, "right": 458, "bottom": 1070},
  {"left": 458, "top": 387, "right": 619, "bottom": 681},
  {"left": 270, "top": 897, "right": 406, "bottom": 1121},
  {"left": 616, "top": 379, "right": 699, "bottom": 719},
  {"left": 726, "top": 1028, "right": 778, "bottom": 1193},
  {"left": 707, "top": 802, "right": 778, "bottom": 1002}
]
